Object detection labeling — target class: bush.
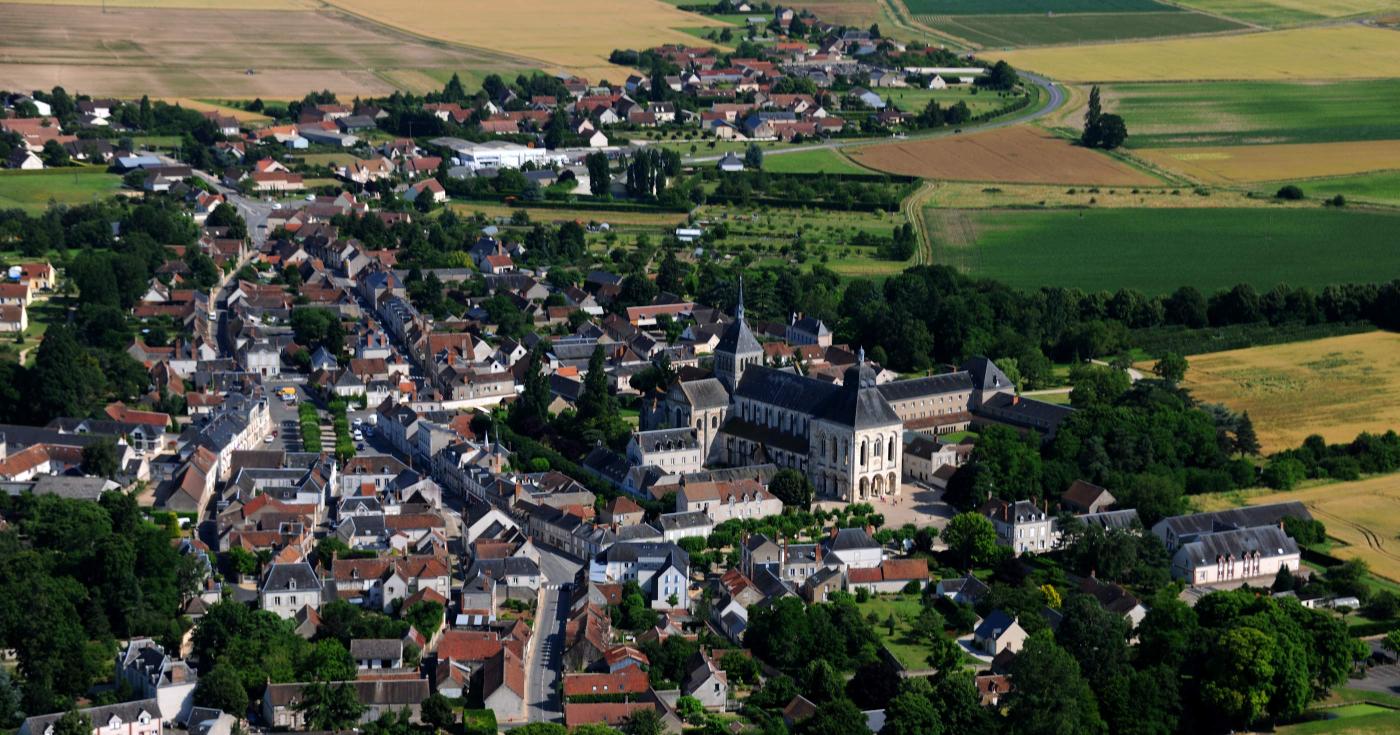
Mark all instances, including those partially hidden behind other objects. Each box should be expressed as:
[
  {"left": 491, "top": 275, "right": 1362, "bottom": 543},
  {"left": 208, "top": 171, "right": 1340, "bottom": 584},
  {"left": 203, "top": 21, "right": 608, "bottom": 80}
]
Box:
[
  {"left": 1262, "top": 457, "right": 1307, "bottom": 490},
  {"left": 1275, "top": 184, "right": 1305, "bottom": 200}
]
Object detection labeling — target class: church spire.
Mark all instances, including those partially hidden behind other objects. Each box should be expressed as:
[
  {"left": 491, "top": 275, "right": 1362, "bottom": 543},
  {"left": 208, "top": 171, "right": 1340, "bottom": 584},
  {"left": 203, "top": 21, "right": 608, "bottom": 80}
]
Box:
[
  {"left": 735, "top": 276, "right": 745, "bottom": 322},
  {"left": 857, "top": 345, "right": 865, "bottom": 364}
]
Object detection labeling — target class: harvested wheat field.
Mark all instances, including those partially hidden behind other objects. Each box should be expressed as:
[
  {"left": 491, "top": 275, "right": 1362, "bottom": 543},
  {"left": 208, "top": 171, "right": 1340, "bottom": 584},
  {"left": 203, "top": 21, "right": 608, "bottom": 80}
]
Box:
[
  {"left": 850, "top": 125, "right": 1158, "bottom": 185},
  {"left": 0, "top": 0, "right": 315, "bottom": 7},
  {"left": 1196, "top": 475, "right": 1400, "bottom": 582},
  {"left": 322, "top": 0, "right": 712, "bottom": 80},
  {"left": 1173, "top": 332, "right": 1400, "bottom": 453},
  {"left": 998, "top": 26, "right": 1400, "bottom": 82},
  {"left": 1134, "top": 140, "right": 1400, "bottom": 184},
  {"left": 0, "top": 3, "right": 533, "bottom": 98}
]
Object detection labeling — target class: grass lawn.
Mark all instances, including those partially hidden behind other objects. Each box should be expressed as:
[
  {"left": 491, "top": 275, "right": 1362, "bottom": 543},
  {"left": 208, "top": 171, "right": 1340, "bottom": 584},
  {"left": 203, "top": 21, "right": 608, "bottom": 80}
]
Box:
[
  {"left": 1297, "top": 171, "right": 1400, "bottom": 207},
  {"left": 697, "top": 204, "right": 913, "bottom": 279},
  {"left": 879, "top": 86, "right": 1011, "bottom": 117},
  {"left": 761, "top": 149, "right": 874, "bottom": 175},
  {"left": 932, "top": 11, "right": 1243, "bottom": 47},
  {"left": 1277, "top": 705, "right": 1400, "bottom": 734},
  {"left": 0, "top": 168, "right": 124, "bottom": 213},
  {"left": 925, "top": 207, "right": 1400, "bottom": 294},
  {"left": 1100, "top": 80, "right": 1400, "bottom": 148},
  {"left": 855, "top": 594, "right": 933, "bottom": 670}
]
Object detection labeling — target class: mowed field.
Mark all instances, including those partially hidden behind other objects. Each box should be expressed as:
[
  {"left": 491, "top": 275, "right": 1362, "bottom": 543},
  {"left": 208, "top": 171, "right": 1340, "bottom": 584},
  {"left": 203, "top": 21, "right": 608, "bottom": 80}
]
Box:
[
  {"left": 0, "top": 3, "right": 535, "bottom": 98},
  {"left": 1179, "top": 332, "right": 1400, "bottom": 453},
  {"left": 761, "top": 149, "right": 874, "bottom": 175},
  {"left": 850, "top": 125, "right": 1158, "bottom": 185},
  {"left": 1096, "top": 80, "right": 1400, "bottom": 147},
  {"left": 320, "top": 0, "right": 713, "bottom": 81},
  {"left": 925, "top": 207, "right": 1400, "bottom": 293},
  {"left": 0, "top": 0, "right": 315, "bottom": 6},
  {"left": 1135, "top": 140, "right": 1400, "bottom": 183},
  {"left": 925, "top": 12, "right": 1244, "bottom": 47},
  {"left": 996, "top": 25, "right": 1400, "bottom": 81},
  {"left": 1304, "top": 171, "right": 1400, "bottom": 206},
  {"left": 1173, "top": 0, "right": 1400, "bottom": 27},
  {"left": 0, "top": 169, "right": 124, "bottom": 213}
]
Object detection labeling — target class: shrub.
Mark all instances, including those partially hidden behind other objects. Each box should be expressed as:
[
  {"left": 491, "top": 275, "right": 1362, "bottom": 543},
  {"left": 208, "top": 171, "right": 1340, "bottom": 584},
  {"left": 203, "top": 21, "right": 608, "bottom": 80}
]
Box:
[
  {"left": 1275, "top": 184, "right": 1305, "bottom": 200},
  {"left": 1262, "top": 457, "right": 1307, "bottom": 490}
]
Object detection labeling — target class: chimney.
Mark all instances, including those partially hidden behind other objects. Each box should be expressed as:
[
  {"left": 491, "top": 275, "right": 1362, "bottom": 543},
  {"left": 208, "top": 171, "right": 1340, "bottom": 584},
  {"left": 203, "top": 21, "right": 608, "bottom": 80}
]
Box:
[
  {"left": 830, "top": 527, "right": 838, "bottom": 540},
  {"left": 865, "top": 524, "right": 875, "bottom": 537},
  {"left": 1012, "top": 394, "right": 1020, "bottom": 405}
]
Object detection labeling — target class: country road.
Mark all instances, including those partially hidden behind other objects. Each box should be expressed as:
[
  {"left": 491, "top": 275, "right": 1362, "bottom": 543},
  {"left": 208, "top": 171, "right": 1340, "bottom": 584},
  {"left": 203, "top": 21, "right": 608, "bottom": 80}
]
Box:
[{"left": 683, "top": 71, "right": 1065, "bottom": 164}]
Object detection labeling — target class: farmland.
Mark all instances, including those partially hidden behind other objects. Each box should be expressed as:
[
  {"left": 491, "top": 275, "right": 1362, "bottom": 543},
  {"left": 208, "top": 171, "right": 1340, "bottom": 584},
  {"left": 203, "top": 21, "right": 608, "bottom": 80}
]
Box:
[
  {"left": 0, "top": 3, "right": 535, "bottom": 98},
  {"left": 1178, "top": 331, "right": 1400, "bottom": 453},
  {"left": 996, "top": 26, "right": 1400, "bottom": 82},
  {"left": 927, "top": 12, "right": 1245, "bottom": 47},
  {"left": 1303, "top": 171, "right": 1400, "bottom": 206},
  {"left": 1095, "top": 79, "right": 1400, "bottom": 148},
  {"left": 760, "top": 149, "right": 874, "bottom": 175},
  {"left": 320, "top": 0, "right": 714, "bottom": 81},
  {"left": 850, "top": 125, "right": 1159, "bottom": 185},
  {"left": 924, "top": 208, "right": 1400, "bottom": 294},
  {"left": 904, "top": 0, "right": 1171, "bottom": 14},
  {"left": 926, "top": 180, "right": 1321, "bottom": 209},
  {"left": 0, "top": 169, "right": 124, "bottom": 213},
  {"left": 1135, "top": 141, "right": 1400, "bottom": 184},
  {"left": 1173, "top": 0, "right": 1400, "bottom": 27}
]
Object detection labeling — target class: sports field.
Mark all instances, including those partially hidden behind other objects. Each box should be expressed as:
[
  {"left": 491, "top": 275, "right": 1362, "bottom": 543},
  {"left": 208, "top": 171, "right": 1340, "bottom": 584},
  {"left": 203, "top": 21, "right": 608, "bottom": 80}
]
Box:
[
  {"left": 321, "top": 0, "right": 713, "bottom": 80},
  {"left": 1135, "top": 140, "right": 1400, "bottom": 183},
  {"left": 924, "top": 207, "right": 1400, "bottom": 294},
  {"left": 1179, "top": 331, "right": 1400, "bottom": 453},
  {"left": 1173, "top": 0, "right": 1400, "bottom": 26},
  {"left": 0, "top": 169, "right": 124, "bottom": 213},
  {"left": 1097, "top": 80, "right": 1400, "bottom": 147},
  {"left": 851, "top": 125, "right": 1158, "bottom": 185},
  {"left": 997, "top": 25, "right": 1400, "bottom": 81},
  {"left": 0, "top": 4, "right": 534, "bottom": 97},
  {"left": 925, "top": 12, "right": 1244, "bottom": 47}
]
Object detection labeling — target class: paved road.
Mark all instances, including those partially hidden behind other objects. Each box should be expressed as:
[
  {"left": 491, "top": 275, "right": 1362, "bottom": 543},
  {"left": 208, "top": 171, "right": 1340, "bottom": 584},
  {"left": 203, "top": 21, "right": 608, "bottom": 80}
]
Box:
[
  {"left": 683, "top": 71, "right": 1065, "bottom": 164},
  {"left": 525, "top": 585, "right": 569, "bottom": 724}
]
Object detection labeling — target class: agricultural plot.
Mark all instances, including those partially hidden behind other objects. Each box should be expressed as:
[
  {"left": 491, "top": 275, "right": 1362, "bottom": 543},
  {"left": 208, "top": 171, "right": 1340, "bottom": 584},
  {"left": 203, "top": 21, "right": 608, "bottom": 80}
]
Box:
[
  {"left": 1303, "top": 171, "right": 1400, "bottom": 206},
  {"left": 786, "top": 0, "right": 885, "bottom": 25},
  {"left": 1178, "top": 331, "right": 1400, "bottom": 453},
  {"left": 1097, "top": 80, "right": 1400, "bottom": 148},
  {"left": 1172, "top": 0, "right": 1400, "bottom": 27},
  {"left": 0, "top": 0, "right": 315, "bottom": 7},
  {"left": 879, "top": 86, "right": 1015, "bottom": 116},
  {"left": 927, "top": 12, "right": 1244, "bottom": 47},
  {"left": 850, "top": 125, "right": 1158, "bottom": 185},
  {"left": 924, "top": 207, "right": 1400, "bottom": 294},
  {"left": 320, "top": 0, "right": 715, "bottom": 81},
  {"left": 1135, "top": 140, "right": 1400, "bottom": 183},
  {"left": 0, "top": 4, "right": 534, "bottom": 98},
  {"left": 0, "top": 169, "right": 124, "bottom": 213},
  {"left": 996, "top": 25, "right": 1400, "bottom": 81},
  {"left": 761, "top": 149, "right": 874, "bottom": 175},
  {"left": 928, "top": 180, "right": 1314, "bottom": 208},
  {"left": 904, "top": 0, "right": 1170, "bottom": 13}
]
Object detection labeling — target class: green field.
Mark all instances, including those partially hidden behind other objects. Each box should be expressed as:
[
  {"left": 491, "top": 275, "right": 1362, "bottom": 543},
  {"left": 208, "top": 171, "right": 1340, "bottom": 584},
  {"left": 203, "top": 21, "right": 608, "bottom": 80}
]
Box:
[
  {"left": 1104, "top": 80, "right": 1400, "bottom": 148},
  {"left": 854, "top": 594, "right": 931, "bottom": 670},
  {"left": 762, "top": 149, "right": 873, "bottom": 175},
  {"left": 1300, "top": 171, "right": 1400, "bottom": 206},
  {"left": 930, "top": 11, "right": 1245, "bottom": 47},
  {"left": 905, "top": 0, "right": 1170, "bottom": 14},
  {"left": 1171, "top": 0, "right": 1400, "bottom": 27},
  {"left": 0, "top": 168, "right": 124, "bottom": 213},
  {"left": 1278, "top": 705, "right": 1400, "bottom": 734},
  {"left": 927, "top": 207, "right": 1400, "bottom": 294},
  {"left": 880, "top": 86, "right": 1011, "bottom": 116}
]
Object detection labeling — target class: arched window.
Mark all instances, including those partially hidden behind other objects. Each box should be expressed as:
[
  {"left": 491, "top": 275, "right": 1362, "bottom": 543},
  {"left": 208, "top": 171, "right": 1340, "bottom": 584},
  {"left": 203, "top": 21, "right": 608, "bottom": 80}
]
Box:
[
  {"left": 888, "top": 435, "right": 896, "bottom": 461},
  {"left": 873, "top": 437, "right": 883, "bottom": 462},
  {"left": 860, "top": 439, "right": 867, "bottom": 466}
]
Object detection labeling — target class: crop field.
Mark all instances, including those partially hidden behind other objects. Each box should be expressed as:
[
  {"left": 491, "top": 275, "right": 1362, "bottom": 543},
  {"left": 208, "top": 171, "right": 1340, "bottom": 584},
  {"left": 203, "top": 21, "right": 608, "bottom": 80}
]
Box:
[
  {"left": 1173, "top": 0, "right": 1400, "bottom": 27},
  {"left": 761, "top": 149, "right": 874, "bottom": 175},
  {"left": 447, "top": 202, "right": 689, "bottom": 227},
  {"left": 996, "top": 26, "right": 1400, "bottom": 81},
  {"left": 904, "top": 0, "right": 1170, "bottom": 13},
  {"left": 1135, "top": 140, "right": 1400, "bottom": 183},
  {"left": 1096, "top": 80, "right": 1400, "bottom": 148},
  {"left": 850, "top": 125, "right": 1159, "bottom": 185},
  {"left": 1178, "top": 331, "right": 1400, "bottom": 454},
  {"left": 926, "top": 12, "right": 1244, "bottom": 47},
  {"left": 786, "top": 0, "right": 884, "bottom": 25},
  {"left": 0, "top": 4, "right": 534, "bottom": 98},
  {"left": 927, "top": 181, "right": 1321, "bottom": 208},
  {"left": 320, "top": 0, "right": 714, "bottom": 81},
  {"left": 925, "top": 208, "right": 1400, "bottom": 294},
  {"left": 0, "top": 0, "right": 315, "bottom": 7},
  {"left": 0, "top": 169, "right": 124, "bottom": 213},
  {"left": 879, "top": 86, "right": 1020, "bottom": 116},
  {"left": 1302, "top": 171, "right": 1400, "bottom": 206}
]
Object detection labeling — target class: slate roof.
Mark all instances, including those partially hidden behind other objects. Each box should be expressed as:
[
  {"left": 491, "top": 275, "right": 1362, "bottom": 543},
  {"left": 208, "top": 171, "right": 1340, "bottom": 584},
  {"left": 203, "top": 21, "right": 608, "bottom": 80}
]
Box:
[
  {"left": 716, "top": 312, "right": 761, "bottom": 356},
  {"left": 1156, "top": 502, "right": 1312, "bottom": 539},
  {"left": 349, "top": 638, "right": 403, "bottom": 661},
  {"left": 974, "top": 610, "right": 1017, "bottom": 640},
  {"left": 876, "top": 371, "right": 974, "bottom": 401},
  {"left": 963, "top": 356, "right": 1012, "bottom": 391},
  {"left": 262, "top": 562, "right": 321, "bottom": 593},
  {"left": 677, "top": 378, "right": 731, "bottom": 410},
  {"left": 1176, "top": 526, "right": 1298, "bottom": 565},
  {"left": 657, "top": 510, "right": 713, "bottom": 532},
  {"left": 826, "top": 527, "right": 878, "bottom": 552},
  {"left": 23, "top": 699, "right": 161, "bottom": 734}
]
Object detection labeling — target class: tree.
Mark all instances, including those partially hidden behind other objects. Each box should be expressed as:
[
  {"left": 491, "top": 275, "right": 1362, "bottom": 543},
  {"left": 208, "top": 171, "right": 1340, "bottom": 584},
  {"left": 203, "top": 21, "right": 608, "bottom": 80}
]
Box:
[
  {"left": 586, "top": 152, "right": 610, "bottom": 197},
  {"left": 1235, "top": 412, "right": 1261, "bottom": 456},
  {"left": 1152, "top": 352, "right": 1188, "bottom": 383},
  {"left": 675, "top": 695, "right": 705, "bottom": 724},
  {"left": 796, "top": 698, "right": 868, "bottom": 735},
  {"left": 1068, "top": 363, "right": 1130, "bottom": 409},
  {"left": 193, "top": 664, "right": 249, "bottom": 718},
  {"left": 53, "top": 709, "right": 92, "bottom": 735},
  {"left": 1384, "top": 629, "right": 1400, "bottom": 658},
  {"left": 620, "top": 708, "right": 664, "bottom": 735},
  {"left": 942, "top": 513, "right": 998, "bottom": 569},
  {"left": 744, "top": 143, "right": 764, "bottom": 170},
  {"left": 577, "top": 345, "right": 618, "bottom": 427},
  {"left": 1095, "top": 114, "right": 1128, "bottom": 149},
  {"left": 1275, "top": 184, "right": 1304, "bottom": 200},
  {"left": 300, "top": 640, "right": 356, "bottom": 682},
  {"left": 769, "top": 469, "right": 813, "bottom": 509},
  {"left": 1198, "top": 627, "right": 1275, "bottom": 727},
  {"left": 81, "top": 438, "right": 121, "bottom": 479},
  {"left": 881, "top": 685, "right": 942, "bottom": 735},
  {"left": 1005, "top": 631, "right": 1106, "bottom": 735},
  {"left": 41, "top": 139, "right": 70, "bottom": 168},
  {"left": 1262, "top": 457, "right": 1306, "bottom": 490},
  {"left": 294, "top": 682, "right": 364, "bottom": 731},
  {"left": 421, "top": 693, "right": 455, "bottom": 732},
  {"left": 1081, "top": 85, "right": 1102, "bottom": 148}
]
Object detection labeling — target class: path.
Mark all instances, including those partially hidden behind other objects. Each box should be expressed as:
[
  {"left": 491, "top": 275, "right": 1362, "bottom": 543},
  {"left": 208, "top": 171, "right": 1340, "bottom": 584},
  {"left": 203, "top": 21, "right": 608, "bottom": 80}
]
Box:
[
  {"left": 525, "top": 585, "right": 568, "bottom": 724},
  {"left": 1090, "top": 359, "right": 1145, "bottom": 382},
  {"left": 900, "top": 181, "right": 939, "bottom": 266},
  {"left": 684, "top": 71, "right": 1065, "bottom": 164}
]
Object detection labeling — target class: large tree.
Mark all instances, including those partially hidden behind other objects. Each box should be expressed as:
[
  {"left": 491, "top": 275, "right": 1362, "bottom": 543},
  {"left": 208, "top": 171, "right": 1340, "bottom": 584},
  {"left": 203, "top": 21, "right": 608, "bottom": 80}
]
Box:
[
  {"left": 294, "top": 682, "right": 364, "bottom": 731},
  {"left": 1005, "top": 631, "right": 1106, "bottom": 735},
  {"left": 941, "top": 512, "right": 998, "bottom": 569}
]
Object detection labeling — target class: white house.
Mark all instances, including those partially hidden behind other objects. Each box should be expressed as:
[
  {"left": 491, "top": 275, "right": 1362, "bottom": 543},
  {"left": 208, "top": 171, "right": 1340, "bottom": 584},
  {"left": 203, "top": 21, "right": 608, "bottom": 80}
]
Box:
[
  {"left": 20, "top": 700, "right": 162, "bottom": 735},
  {"left": 590, "top": 542, "right": 691, "bottom": 610},
  {"left": 116, "top": 640, "right": 197, "bottom": 724},
  {"left": 260, "top": 562, "right": 322, "bottom": 619}
]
